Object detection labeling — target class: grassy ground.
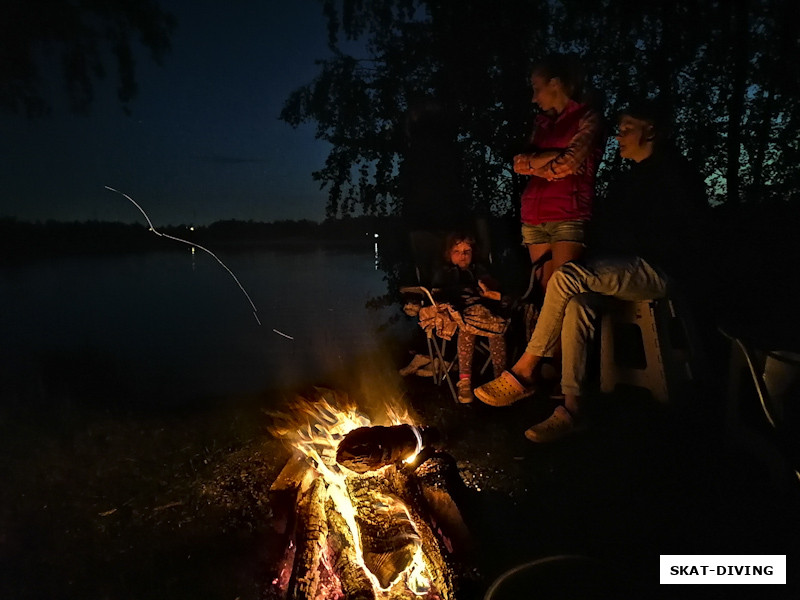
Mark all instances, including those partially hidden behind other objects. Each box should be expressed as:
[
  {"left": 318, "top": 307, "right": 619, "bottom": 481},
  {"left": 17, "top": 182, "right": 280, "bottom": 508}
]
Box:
[{"left": 2, "top": 333, "right": 799, "bottom": 600}]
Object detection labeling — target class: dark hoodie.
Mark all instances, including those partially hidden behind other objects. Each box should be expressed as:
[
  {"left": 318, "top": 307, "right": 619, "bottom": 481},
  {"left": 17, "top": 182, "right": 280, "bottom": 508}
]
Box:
[{"left": 590, "top": 144, "right": 709, "bottom": 284}]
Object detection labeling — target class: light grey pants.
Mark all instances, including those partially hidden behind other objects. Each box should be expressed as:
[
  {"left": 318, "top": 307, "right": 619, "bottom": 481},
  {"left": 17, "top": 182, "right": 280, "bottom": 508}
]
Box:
[{"left": 526, "top": 256, "right": 669, "bottom": 396}]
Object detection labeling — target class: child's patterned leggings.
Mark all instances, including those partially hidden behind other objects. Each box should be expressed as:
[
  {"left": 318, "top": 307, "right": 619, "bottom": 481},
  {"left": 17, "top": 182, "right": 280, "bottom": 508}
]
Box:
[{"left": 457, "top": 332, "right": 507, "bottom": 379}]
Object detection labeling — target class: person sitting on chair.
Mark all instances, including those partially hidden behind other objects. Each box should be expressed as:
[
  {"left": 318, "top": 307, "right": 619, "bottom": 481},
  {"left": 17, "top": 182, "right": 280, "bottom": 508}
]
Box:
[
  {"left": 433, "top": 232, "right": 509, "bottom": 404},
  {"left": 474, "top": 97, "right": 708, "bottom": 441}
]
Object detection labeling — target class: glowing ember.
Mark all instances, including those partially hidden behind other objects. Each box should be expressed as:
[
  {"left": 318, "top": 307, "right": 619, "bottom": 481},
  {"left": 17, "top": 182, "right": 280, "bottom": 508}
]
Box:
[{"left": 269, "top": 389, "right": 452, "bottom": 599}]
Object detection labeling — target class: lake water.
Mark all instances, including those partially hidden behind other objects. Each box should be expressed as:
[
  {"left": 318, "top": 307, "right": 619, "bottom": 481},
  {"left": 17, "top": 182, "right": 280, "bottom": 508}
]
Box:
[{"left": 0, "top": 245, "right": 409, "bottom": 405}]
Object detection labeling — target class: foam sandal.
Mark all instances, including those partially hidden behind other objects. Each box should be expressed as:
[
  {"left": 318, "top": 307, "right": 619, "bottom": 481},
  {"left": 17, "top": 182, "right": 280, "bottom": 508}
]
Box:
[
  {"left": 474, "top": 371, "right": 534, "bottom": 407},
  {"left": 524, "top": 405, "right": 576, "bottom": 443}
]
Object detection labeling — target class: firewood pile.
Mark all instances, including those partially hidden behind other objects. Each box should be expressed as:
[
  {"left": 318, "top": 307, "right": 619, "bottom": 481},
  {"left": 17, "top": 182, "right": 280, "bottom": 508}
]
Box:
[{"left": 266, "top": 392, "right": 470, "bottom": 600}]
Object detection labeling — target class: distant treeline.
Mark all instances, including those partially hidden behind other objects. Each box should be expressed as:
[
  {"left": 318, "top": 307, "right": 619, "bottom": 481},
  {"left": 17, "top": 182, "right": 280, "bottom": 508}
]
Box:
[{"left": 0, "top": 216, "right": 401, "bottom": 260}]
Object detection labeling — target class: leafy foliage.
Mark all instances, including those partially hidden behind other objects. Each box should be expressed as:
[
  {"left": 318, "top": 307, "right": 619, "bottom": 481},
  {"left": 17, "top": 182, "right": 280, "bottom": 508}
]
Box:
[
  {"left": 282, "top": 0, "right": 800, "bottom": 217},
  {"left": 1, "top": 0, "right": 175, "bottom": 116}
]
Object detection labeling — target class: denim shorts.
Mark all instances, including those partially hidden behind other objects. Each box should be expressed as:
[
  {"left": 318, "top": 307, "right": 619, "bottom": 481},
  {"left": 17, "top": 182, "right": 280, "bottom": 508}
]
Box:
[{"left": 521, "top": 220, "right": 587, "bottom": 245}]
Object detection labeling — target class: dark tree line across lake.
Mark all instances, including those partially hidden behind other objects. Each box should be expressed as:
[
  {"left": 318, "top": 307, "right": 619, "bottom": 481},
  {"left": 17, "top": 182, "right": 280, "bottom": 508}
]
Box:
[{"left": 0, "top": 216, "right": 393, "bottom": 261}]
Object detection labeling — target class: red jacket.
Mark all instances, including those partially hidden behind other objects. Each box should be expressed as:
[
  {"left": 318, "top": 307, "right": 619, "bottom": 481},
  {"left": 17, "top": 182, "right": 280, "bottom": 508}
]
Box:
[{"left": 520, "top": 100, "right": 604, "bottom": 225}]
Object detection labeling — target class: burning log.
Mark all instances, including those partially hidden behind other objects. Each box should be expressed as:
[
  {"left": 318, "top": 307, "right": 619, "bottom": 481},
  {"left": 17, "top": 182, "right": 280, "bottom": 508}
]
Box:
[
  {"left": 270, "top": 452, "right": 314, "bottom": 536},
  {"left": 384, "top": 468, "right": 455, "bottom": 600},
  {"left": 347, "top": 476, "right": 422, "bottom": 589},
  {"left": 288, "top": 478, "right": 328, "bottom": 600},
  {"left": 336, "top": 424, "right": 440, "bottom": 473},
  {"left": 325, "top": 498, "right": 376, "bottom": 600}
]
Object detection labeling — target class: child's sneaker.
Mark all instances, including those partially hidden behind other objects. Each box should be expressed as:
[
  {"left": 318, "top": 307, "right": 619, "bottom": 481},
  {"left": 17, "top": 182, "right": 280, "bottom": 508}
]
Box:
[{"left": 457, "top": 379, "right": 473, "bottom": 404}]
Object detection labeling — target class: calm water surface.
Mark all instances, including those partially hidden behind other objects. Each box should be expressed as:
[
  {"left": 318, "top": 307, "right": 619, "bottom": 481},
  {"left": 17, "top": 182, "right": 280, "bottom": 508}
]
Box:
[{"left": 1, "top": 246, "right": 405, "bottom": 403}]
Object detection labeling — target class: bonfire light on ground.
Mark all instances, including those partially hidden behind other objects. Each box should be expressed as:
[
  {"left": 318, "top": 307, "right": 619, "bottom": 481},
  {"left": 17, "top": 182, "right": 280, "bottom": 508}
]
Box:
[{"left": 274, "top": 394, "right": 438, "bottom": 597}]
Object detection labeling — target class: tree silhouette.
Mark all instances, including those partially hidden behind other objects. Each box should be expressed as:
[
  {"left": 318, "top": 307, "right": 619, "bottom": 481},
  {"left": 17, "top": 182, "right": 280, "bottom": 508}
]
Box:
[
  {"left": 282, "top": 0, "right": 800, "bottom": 217},
  {"left": 1, "top": 0, "right": 175, "bottom": 116}
]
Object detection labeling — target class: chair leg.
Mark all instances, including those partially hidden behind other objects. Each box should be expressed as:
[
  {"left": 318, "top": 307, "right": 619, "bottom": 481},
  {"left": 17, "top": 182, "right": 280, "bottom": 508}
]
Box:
[
  {"left": 478, "top": 340, "right": 493, "bottom": 375},
  {"left": 429, "top": 334, "right": 458, "bottom": 402},
  {"left": 599, "top": 300, "right": 670, "bottom": 402},
  {"left": 425, "top": 336, "right": 437, "bottom": 382}
]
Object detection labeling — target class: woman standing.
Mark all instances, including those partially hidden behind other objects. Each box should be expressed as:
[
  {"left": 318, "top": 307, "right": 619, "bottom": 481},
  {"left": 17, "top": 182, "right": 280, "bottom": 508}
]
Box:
[{"left": 514, "top": 54, "right": 605, "bottom": 292}]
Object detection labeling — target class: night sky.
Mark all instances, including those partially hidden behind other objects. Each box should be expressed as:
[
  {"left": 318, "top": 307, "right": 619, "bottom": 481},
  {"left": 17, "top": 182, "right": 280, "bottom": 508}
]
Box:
[{"left": 0, "top": 0, "right": 336, "bottom": 226}]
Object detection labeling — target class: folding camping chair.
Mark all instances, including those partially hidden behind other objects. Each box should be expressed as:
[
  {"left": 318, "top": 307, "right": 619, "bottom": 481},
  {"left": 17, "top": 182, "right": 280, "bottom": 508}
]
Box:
[
  {"left": 399, "top": 230, "right": 458, "bottom": 401},
  {"left": 400, "top": 283, "right": 459, "bottom": 401},
  {"left": 399, "top": 227, "right": 520, "bottom": 400}
]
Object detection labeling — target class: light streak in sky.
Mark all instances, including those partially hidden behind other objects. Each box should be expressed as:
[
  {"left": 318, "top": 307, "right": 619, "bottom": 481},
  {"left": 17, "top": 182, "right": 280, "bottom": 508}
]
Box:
[{"left": 105, "top": 185, "right": 262, "bottom": 326}]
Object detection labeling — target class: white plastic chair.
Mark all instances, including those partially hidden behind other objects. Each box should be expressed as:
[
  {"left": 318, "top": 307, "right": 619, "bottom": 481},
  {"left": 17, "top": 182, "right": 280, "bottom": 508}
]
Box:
[{"left": 720, "top": 328, "right": 800, "bottom": 483}]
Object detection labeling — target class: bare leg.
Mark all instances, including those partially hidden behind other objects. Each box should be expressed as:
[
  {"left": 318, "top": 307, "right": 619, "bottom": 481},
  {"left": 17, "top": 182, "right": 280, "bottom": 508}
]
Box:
[
  {"left": 523, "top": 243, "right": 552, "bottom": 382},
  {"left": 510, "top": 350, "right": 540, "bottom": 385},
  {"left": 511, "top": 261, "right": 592, "bottom": 386},
  {"left": 531, "top": 240, "right": 584, "bottom": 291},
  {"left": 511, "top": 244, "right": 582, "bottom": 386},
  {"left": 550, "top": 241, "right": 584, "bottom": 270},
  {"left": 527, "top": 243, "right": 552, "bottom": 296}
]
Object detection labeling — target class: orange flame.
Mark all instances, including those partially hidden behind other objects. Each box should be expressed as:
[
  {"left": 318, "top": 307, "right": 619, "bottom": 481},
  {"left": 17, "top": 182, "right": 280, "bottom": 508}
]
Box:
[{"left": 269, "top": 389, "right": 434, "bottom": 596}]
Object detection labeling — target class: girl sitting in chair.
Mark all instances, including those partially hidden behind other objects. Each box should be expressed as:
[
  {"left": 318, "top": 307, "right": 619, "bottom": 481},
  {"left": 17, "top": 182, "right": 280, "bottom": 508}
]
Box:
[{"left": 433, "top": 232, "right": 509, "bottom": 403}]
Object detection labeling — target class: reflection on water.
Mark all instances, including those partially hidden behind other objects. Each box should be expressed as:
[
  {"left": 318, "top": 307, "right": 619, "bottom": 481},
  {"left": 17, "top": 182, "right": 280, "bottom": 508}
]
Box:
[{"left": 0, "top": 246, "right": 406, "bottom": 404}]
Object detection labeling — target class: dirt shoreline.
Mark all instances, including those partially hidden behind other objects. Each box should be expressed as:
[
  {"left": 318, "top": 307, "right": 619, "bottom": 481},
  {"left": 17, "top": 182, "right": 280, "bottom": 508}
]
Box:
[{"left": 2, "top": 353, "right": 799, "bottom": 599}]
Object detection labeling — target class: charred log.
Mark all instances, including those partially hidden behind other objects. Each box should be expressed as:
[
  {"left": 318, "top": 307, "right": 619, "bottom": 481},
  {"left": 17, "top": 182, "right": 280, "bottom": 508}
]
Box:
[
  {"left": 385, "top": 468, "right": 454, "bottom": 600},
  {"left": 269, "top": 453, "right": 313, "bottom": 536},
  {"left": 336, "top": 425, "right": 440, "bottom": 473},
  {"left": 415, "top": 454, "right": 473, "bottom": 556},
  {"left": 288, "top": 478, "right": 328, "bottom": 600},
  {"left": 401, "top": 496, "right": 453, "bottom": 600}
]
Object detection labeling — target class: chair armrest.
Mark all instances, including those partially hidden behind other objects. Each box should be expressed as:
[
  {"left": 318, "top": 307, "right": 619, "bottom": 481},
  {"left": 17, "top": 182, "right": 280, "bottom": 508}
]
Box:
[{"left": 399, "top": 286, "right": 440, "bottom": 305}]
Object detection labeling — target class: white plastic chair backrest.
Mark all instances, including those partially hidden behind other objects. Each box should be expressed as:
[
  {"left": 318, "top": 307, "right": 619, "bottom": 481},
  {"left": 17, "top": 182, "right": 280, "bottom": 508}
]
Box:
[{"left": 762, "top": 350, "right": 800, "bottom": 425}]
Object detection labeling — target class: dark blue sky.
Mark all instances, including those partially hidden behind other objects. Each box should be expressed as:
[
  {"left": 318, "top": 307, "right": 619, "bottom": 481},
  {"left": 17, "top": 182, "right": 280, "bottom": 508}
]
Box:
[{"left": 0, "top": 0, "right": 336, "bottom": 225}]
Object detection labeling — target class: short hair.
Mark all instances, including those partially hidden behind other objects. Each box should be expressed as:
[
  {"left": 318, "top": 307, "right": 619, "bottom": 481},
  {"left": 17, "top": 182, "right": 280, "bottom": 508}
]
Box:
[
  {"left": 443, "top": 232, "right": 476, "bottom": 260},
  {"left": 531, "top": 54, "right": 587, "bottom": 102},
  {"left": 618, "top": 98, "right": 674, "bottom": 144}
]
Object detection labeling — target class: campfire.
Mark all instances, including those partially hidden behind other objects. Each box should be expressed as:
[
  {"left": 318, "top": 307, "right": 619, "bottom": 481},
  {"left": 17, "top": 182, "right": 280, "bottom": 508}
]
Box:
[{"left": 267, "top": 389, "right": 469, "bottom": 600}]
